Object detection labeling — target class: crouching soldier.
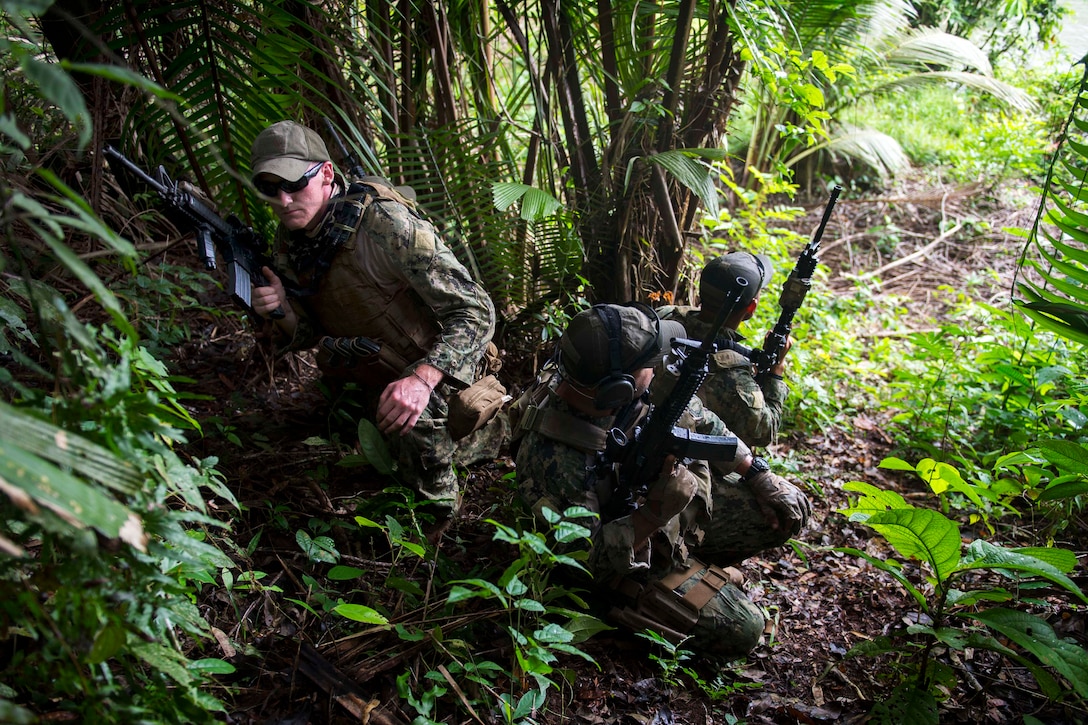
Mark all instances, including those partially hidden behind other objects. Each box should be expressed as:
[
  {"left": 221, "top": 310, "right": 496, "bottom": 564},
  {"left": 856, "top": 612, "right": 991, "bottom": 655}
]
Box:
[{"left": 514, "top": 303, "right": 810, "bottom": 658}]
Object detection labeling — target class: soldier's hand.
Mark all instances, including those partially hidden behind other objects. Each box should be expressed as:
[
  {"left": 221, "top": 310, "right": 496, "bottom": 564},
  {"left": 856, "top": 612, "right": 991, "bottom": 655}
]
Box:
[
  {"left": 376, "top": 365, "right": 441, "bottom": 436},
  {"left": 253, "top": 267, "right": 291, "bottom": 321},
  {"left": 744, "top": 469, "right": 811, "bottom": 535},
  {"left": 763, "top": 331, "right": 793, "bottom": 376}
]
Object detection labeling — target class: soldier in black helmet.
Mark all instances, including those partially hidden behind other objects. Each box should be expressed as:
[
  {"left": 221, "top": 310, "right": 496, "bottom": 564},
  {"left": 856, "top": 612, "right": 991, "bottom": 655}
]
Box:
[{"left": 513, "top": 303, "right": 810, "bottom": 658}]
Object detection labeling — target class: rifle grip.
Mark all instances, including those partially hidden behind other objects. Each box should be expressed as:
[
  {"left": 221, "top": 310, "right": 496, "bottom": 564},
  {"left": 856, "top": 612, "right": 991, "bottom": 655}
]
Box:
[{"left": 270, "top": 306, "right": 286, "bottom": 320}]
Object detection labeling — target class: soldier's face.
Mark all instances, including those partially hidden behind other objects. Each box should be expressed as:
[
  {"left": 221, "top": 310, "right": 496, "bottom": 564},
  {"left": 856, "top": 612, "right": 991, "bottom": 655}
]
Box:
[{"left": 258, "top": 162, "right": 334, "bottom": 231}]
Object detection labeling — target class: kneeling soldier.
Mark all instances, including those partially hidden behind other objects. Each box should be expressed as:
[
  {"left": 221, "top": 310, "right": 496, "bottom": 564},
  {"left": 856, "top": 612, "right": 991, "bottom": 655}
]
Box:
[{"left": 514, "top": 303, "right": 810, "bottom": 658}]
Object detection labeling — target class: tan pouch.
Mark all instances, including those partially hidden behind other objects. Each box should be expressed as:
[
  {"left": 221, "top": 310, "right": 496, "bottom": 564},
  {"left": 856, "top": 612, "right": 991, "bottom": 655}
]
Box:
[{"left": 448, "top": 374, "right": 508, "bottom": 441}]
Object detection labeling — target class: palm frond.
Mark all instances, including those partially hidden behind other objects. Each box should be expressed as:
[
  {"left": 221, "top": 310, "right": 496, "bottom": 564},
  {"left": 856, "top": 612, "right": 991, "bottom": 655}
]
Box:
[
  {"left": 791, "top": 124, "right": 912, "bottom": 178},
  {"left": 1015, "top": 63, "right": 1088, "bottom": 344},
  {"left": 886, "top": 27, "right": 992, "bottom": 73},
  {"left": 880, "top": 71, "right": 1037, "bottom": 113}
]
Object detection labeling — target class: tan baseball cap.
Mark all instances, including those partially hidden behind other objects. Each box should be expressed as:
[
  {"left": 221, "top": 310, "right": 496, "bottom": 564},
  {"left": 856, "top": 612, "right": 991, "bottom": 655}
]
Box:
[
  {"left": 557, "top": 303, "right": 686, "bottom": 387},
  {"left": 250, "top": 121, "right": 331, "bottom": 181}
]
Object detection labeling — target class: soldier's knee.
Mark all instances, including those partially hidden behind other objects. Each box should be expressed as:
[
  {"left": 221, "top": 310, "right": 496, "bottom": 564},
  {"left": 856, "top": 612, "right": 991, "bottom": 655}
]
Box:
[{"left": 608, "top": 560, "right": 765, "bottom": 659}]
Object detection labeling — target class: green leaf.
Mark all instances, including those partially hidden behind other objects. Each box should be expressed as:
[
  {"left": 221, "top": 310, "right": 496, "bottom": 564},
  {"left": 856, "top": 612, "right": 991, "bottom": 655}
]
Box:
[
  {"left": 188, "top": 658, "right": 237, "bottom": 675},
  {"left": 858, "top": 508, "right": 961, "bottom": 584},
  {"left": 1035, "top": 439, "right": 1088, "bottom": 476},
  {"left": 131, "top": 641, "right": 193, "bottom": 687},
  {"left": 966, "top": 609, "right": 1088, "bottom": 697},
  {"left": 62, "top": 61, "right": 182, "bottom": 101},
  {"left": 563, "top": 614, "right": 612, "bottom": 644},
  {"left": 491, "top": 182, "right": 563, "bottom": 221},
  {"left": 839, "top": 481, "right": 911, "bottom": 518},
  {"left": 20, "top": 57, "right": 91, "bottom": 147},
  {"left": 646, "top": 149, "right": 721, "bottom": 218},
  {"left": 333, "top": 603, "right": 389, "bottom": 625},
  {"left": 327, "top": 565, "right": 365, "bottom": 581},
  {"left": 357, "top": 419, "right": 395, "bottom": 475},
  {"left": 1038, "top": 479, "right": 1088, "bottom": 501},
  {"left": 86, "top": 622, "right": 127, "bottom": 664},
  {"left": 295, "top": 530, "right": 338, "bottom": 563},
  {"left": 959, "top": 540, "right": 1087, "bottom": 603},
  {"left": 878, "top": 457, "right": 917, "bottom": 472},
  {"left": 0, "top": 438, "right": 147, "bottom": 551}
]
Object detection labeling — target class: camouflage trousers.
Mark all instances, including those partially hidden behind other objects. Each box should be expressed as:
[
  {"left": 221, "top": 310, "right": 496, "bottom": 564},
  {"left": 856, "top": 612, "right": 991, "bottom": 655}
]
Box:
[
  {"left": 351, "top": 385, "right": 509, "bottom": 514},
  {"left": 686, "top": 471, "right": 800, "bottom": 565},
  {"left": 600, "top": 471, "right": 807, "bottom": 658}
]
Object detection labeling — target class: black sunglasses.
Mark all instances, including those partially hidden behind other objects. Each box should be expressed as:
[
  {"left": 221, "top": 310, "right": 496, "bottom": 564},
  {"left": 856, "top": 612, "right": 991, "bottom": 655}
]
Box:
[{"left": 254, "top": 163, "right": 323, "bottom": 197}]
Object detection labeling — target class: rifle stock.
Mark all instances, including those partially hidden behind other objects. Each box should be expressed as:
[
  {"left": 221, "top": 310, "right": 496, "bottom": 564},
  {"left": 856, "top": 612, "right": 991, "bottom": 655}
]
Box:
[
  {"left": 102, "top": 145, "right": 284, "bottom": 320},
  {"left": 745, "top": 185, "right": 841, "bottom": 375}
]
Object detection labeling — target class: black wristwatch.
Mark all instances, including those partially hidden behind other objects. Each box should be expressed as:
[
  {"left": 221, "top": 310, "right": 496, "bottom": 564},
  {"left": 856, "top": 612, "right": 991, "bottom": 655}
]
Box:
[{"left": 741, "top": 456, "right": 770, "bottom": 482}]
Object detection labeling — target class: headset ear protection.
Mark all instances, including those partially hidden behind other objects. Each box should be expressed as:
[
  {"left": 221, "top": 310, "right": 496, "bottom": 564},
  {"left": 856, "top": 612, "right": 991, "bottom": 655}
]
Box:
[{"left": 592, "top": 304, "right": 638, "bottom": 410}]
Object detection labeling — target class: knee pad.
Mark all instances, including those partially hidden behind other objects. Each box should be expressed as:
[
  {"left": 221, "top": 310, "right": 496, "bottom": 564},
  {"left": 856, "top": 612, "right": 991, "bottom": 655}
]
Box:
[{"left": 609, "top": 560, "right": 764, "bottom": 658}]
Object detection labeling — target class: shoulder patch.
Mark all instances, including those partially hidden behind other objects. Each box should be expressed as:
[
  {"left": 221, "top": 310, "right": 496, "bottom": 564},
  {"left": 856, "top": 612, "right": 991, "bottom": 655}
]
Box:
[{"left": 711, "top": 348, "right": 752, "bottom": 370}]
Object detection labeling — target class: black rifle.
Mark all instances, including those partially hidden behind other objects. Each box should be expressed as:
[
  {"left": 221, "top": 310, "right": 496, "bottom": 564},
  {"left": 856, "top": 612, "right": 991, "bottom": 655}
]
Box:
[
  {"left": 102, "top": 145, "right": 284, "bottom": 319},
  {"left": 602, "top": 293, "right": 744, "bottom": 520},
  {"left": 323, "top": 117, "right": 371, "bottom": 180},
  {"left": 724, "top": 185, "right": 841, "bottom": 375}
]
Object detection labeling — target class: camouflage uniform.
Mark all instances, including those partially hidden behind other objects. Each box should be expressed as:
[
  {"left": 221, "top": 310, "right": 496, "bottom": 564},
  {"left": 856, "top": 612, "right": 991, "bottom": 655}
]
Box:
[
  {"left": 658, "top": 306, "right": 787, "bottom": 447},
  {"left": 516, "top": 363, "right": 797, "bottom": 658},
  {"left": 271, "top": 178, "right": 495, "bottom": 509}
]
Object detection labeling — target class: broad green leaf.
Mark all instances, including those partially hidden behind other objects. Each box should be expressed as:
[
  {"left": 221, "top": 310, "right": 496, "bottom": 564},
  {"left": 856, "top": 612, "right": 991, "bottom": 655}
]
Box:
[
  {"left": 861, "top": 508, "right": 960, "bottom": 584},
  {"left": 1039, "top": 479, "right": 1088, "bottom": 501},
  {"left": 646, "top": 149, "right": 720, "bottom": 218},
  {"left": 1011, "top": 547, "right": 1078, "bottom": 573},
  {"left": 554, "top": 519, "right": 592, "bottom": 543},
  {"left": 357, "top": 419, "right": 394, "bottom": 475},
  {"left": 327, "top": 565, "right": 365, "bottom": 581},
  {"left": 188, "top": 658, "right": 237, "bottom": 675},
  {"left": 966, "top": 609, "right": 1088, "bottom": 697},
  {"left": 959, "top": 540, "right": 1087, "bottom": 603},
  {"left": 0, "top": 439, "right": 147, "bottom": 551},
  {"left": 491, "top": 182, "right": 563, "bottom": 221},
  {"left": 840, "top": 481, "right": 910, "bottom": 518},
  {"left": 62, "top": 61, "right": 181, "bottom": 101},
  {"left": 295, "top": 530, "right": 338, "bottom": 564},
  {"left": 131, "top": 641, "right": 193, "bottom": 687},
  {"left": 878, "top": 457, "right": 917, "bottom": 472},
  {"left": 1035, "top": 439, "right": 1088, "bottom": 476},
  {"left": 563, "top": 614, "right": 612, "bottom": 644},
  {"left": 916, "top": 459, "right": 986, "bottom": 510},
  {"left": 86, "top": 622, "right": 127, "bottom": 664},
  {"left": 0, "top": 402, "right": 143, "bottom": 495},
  {"left": 333, "top": 603, "right": 389, "bottom": 625}
]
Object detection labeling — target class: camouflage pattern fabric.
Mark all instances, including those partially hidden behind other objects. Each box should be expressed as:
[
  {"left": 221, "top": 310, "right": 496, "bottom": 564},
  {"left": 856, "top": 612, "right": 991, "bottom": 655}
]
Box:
[
  {"left": 515, "top": 387, "right": 771, "bottom": 655},
  {"left": 274, "top": 186, "right": 495, "bottom": 386},
  {"left": 271, "top": 183, "right": 496, "bottom": 513},
  {"left": 338, "top": 383, "right": 456, "bottom": 507},
  {"left": 658, "top": 306, "right": 787, "bottom": 447}
]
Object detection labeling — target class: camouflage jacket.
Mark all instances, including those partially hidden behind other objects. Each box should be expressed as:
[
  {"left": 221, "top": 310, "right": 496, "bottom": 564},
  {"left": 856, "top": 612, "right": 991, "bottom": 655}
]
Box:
[
  {"left": 658, "top": 306, "right": 787, "bottom": 447},
  {"left": 515, "top": 384, "right": 746, "bottom": 583},
  {"left": 272, "top": 181, "right": 495, "bottom": 388}
]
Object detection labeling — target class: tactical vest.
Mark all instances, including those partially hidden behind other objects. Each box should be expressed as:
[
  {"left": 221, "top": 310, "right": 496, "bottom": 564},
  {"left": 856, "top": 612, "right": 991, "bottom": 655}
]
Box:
[{"left": 288, "top": 182, "right": 439, "bottom": 382}]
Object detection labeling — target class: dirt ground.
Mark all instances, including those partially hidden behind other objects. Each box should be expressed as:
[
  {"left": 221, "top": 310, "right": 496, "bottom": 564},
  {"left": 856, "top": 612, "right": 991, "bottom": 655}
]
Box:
[{"left": 175, "top": 176, "right": 1088, "bottom": 724}]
